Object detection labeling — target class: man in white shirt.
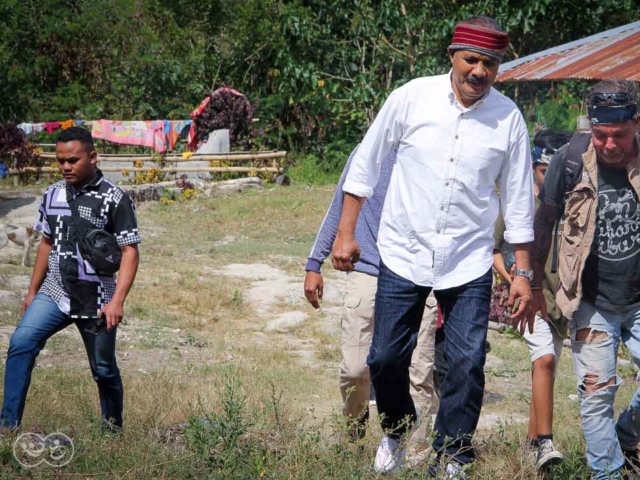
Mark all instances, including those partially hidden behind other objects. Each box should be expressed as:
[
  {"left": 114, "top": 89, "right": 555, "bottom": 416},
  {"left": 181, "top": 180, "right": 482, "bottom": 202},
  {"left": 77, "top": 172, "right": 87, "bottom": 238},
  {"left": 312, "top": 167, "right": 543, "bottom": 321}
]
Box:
[{"left": 332, "top": 16, "right": 535, "bottom": 476}]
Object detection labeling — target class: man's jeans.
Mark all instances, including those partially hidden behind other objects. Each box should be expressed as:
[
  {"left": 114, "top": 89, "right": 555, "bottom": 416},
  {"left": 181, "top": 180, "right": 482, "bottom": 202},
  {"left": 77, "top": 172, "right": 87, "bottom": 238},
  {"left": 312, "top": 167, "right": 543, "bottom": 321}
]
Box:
[
  {"left": 368, "top": 262, "right": 492, "bottom": 465},
  {"left": 570, "top": 301, "right": 640, "bottom": 480},
  {"left": 1, "top": 293, "right": 123, "bottom": 430},
  {"left": 339, "top": 271, "right": 440, "bottom": 425}
]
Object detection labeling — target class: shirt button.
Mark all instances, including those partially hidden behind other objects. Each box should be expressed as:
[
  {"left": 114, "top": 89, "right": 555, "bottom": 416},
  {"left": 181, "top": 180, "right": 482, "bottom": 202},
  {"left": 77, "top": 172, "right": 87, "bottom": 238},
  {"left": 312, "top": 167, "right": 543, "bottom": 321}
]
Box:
[
  {"left": 450, "top": 158, "right": 454, "bottom": 162},
  {"left": 445, "top": 182, "right": 450, "bottom": 186},
  {"left": 440, "top": 206, "right": 444, "bottom": 210},
  {"left": 436, "top": 230, "right": 441, "bottom": 234},
  {"left": 455, "top": 135, "right": 459, "bottom": 140}
]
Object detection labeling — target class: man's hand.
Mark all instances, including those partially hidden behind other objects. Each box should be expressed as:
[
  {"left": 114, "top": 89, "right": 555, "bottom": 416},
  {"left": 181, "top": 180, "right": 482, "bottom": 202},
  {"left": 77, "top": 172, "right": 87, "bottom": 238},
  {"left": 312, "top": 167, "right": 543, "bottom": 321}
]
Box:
[
  {"left": 304, "top": 271, "right": 324, "bottom": 309},
  {"left": 21, "top": 292, "right": 36, "bottom": 317},
  {"left": 99, "top": 300, "right": 125, "bottom": 332},
  {"left": 530, "top": 288, "right": 548, "bottom": 322},
  {"left": 331, "top": 234, "right": 361, "bottom": 271},
  {"left": 508, "top": 275, "right": 534, "bottom": 335}
]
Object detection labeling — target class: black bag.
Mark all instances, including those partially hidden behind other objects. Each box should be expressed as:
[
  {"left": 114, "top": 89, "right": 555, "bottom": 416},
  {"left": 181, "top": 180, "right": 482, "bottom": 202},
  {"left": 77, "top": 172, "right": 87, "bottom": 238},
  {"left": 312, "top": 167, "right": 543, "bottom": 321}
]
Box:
[{"left": 67, "top": 191, "right": 122, "bottom": 276}]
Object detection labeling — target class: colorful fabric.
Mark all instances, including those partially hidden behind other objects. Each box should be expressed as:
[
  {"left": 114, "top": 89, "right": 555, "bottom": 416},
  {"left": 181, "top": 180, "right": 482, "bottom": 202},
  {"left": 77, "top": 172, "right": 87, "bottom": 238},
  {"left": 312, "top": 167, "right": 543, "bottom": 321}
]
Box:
[
  {"left": 187, "top": 88, "right": 245, "bottom": 150},
  {"left": 60, "top": 120, "right": 75, "bottom": 130},
  {"left": 17, "top": 123, "right": 46, "bottom": 135},
  {"left": 17, "top": 123, "right": 33, "bottom": 135},
  {"left": 164, "top": 120, "right": 192, "bottom": 151},
  {"left": 489, "top": 281, "right": 510, "bottom": 324},
  {"left": 44, "top": 122, "right": 61, "bottom": 134},
  {"left": 91, "top": 120, "right": 167, "bottom": 152},
  {"left": 449, "top": 22, "right": 509, "bottom": 60}
]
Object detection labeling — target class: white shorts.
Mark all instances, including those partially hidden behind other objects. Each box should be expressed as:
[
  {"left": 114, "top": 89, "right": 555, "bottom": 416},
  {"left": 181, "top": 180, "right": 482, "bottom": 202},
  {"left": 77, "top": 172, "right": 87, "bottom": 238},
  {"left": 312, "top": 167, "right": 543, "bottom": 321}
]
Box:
[{"left": 523, "top": 315, "right": 564, "bottom": 368}]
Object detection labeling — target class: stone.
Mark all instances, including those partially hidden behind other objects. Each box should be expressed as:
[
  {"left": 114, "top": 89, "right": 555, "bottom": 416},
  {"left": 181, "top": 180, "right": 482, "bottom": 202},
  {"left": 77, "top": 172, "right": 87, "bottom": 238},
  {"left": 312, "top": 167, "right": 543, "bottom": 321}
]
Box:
[
  {"left": 265, "top": 311, "right": 308, "bottom": 332},
  {"left": 275, "top": 174, "right": 290, "bottom": 186},
  {"left": 122, "top": 185, "right": 164, "bottom": 204},
  {"left": 5, "top": 275, "right": 30, "bottom": 291},
  {"left": 0, "top": 290, "right": 20, "bottom": 308}
]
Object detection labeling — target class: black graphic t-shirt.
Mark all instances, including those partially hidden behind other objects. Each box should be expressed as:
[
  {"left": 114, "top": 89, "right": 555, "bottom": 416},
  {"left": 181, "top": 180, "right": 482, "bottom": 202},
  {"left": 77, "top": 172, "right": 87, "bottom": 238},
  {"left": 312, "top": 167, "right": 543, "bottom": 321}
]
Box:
[{"left": 582, "top": 164, "right": 640, "bottom": 307}]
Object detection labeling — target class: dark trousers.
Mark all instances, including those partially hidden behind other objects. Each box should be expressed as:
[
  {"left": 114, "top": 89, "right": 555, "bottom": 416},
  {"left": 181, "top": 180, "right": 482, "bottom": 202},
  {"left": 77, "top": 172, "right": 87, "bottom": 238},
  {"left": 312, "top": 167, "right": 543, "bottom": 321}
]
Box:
[
  {"left": 367, "top": 262, "right": 492, "bottom": 465},
  {"left": 1, "top": 293, "right": 123, "bottom": 430}
]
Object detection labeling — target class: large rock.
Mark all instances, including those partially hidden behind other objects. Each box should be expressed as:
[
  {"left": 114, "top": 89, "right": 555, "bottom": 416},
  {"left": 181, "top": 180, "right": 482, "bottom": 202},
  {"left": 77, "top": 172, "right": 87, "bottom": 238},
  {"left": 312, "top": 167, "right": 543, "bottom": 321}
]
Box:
[
  {"left": 5, "top": 275, "right": 30, "bottom": 291},
  {"left": 0, "top": 290, "right": 21, "bottom": 308},
  {"left": 265, "top": 311, "right": 308, "bottom": 332},
  {"left": 122, "top": 185, "right": 164, "bottom": 204}
]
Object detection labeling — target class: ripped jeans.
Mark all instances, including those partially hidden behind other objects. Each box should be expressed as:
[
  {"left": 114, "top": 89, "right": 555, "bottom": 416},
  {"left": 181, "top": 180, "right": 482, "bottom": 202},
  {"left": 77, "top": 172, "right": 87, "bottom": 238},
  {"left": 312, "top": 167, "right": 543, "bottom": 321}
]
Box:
[{"left": 570, "top": 300, "right": 640, "bottom": 480}]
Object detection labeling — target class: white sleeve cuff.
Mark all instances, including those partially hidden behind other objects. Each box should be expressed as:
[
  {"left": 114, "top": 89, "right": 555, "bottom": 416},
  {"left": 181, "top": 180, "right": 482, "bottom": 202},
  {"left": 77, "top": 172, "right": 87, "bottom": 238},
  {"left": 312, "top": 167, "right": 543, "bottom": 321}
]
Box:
[
  {"left": 504, "top": 229, "right": 534, "bottom": 245},
  {"left": 342, "top": 180, "right": 373, "bottom": 199}
]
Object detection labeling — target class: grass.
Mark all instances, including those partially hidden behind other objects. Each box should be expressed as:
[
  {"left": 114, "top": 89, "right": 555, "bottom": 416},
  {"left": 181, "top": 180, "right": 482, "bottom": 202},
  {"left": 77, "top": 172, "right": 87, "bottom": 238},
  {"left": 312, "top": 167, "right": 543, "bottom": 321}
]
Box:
[{"left": 0, "top": 183, "right": 637, "bottom": 478}]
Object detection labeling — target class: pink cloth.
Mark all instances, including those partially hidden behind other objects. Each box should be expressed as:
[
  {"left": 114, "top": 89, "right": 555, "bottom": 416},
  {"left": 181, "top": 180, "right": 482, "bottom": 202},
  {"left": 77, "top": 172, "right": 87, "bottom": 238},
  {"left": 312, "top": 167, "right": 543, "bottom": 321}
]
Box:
[
  {"left": 91, "top": 120, "right": 166, "bottom": 152},
  {"left": 44, "top": 122, "right": 61, "bottom": 134}
]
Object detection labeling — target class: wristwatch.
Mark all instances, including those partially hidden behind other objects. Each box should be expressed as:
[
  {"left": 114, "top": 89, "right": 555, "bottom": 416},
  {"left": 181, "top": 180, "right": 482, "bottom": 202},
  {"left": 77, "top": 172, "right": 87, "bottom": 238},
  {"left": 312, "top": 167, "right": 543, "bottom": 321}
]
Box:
[{"left": 514, "top": 269, "right": 534, "bottom": 282}]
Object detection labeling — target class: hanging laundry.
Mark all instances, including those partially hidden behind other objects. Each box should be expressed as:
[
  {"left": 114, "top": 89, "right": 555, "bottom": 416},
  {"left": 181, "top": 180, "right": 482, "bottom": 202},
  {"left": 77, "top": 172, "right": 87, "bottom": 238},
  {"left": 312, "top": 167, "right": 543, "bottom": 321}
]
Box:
[
  {"left": 33, "top": 123, "right": 45, "bottom": 133},
  {"left": 44, "top": 122, "right": 61, "bottom": 134},
  {"left": 60, "top": 120, "right": 75, "bottom": 130},
  {"left": 75, "top": 120, "right": 85, "bottom": 127},
  {"left": 91, "top": 120, "right": 167, "bottom": 152},
  {"left": 187, "top": 87, "right": 249, "bottom": 151},
  {"left": 17, "top": 123, "right": 33, "bottom": 135},
  {"left": 164, "top": 120, "right": 192, "bottom": 151}
]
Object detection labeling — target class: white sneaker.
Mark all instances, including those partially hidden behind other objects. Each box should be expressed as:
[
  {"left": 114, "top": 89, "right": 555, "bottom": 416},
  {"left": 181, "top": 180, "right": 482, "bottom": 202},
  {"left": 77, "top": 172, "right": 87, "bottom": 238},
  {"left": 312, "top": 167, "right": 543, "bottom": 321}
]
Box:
[
  {"left": 444, "top": 462, "right": 467, "bottom": 479},
  {"left": 374, "top": 412, "right": 421, "bottom": 473},
  {"left": 374, "top": 435, "right": 405, "bottom": 474}
]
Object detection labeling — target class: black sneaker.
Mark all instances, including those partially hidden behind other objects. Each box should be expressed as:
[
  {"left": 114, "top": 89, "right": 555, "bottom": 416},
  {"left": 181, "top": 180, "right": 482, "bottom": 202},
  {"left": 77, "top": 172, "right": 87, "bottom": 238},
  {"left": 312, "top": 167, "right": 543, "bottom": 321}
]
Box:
[{"left": 623, "top": 448, "right": 640, "bottom": 478}]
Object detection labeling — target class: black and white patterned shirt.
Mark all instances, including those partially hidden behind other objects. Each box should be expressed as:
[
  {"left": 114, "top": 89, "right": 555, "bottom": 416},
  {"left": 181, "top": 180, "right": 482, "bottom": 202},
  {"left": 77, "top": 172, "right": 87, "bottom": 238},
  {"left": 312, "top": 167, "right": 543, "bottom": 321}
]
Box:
[{"left": 34, "top": 170, "right": 141, "bottom": 319}]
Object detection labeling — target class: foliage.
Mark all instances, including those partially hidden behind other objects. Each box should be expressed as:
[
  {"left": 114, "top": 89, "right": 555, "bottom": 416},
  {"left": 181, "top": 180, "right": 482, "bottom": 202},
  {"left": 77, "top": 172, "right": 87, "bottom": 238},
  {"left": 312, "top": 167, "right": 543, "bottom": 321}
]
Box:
[{"left": 0, "top": 0, "right": 638, "bottom": 181}]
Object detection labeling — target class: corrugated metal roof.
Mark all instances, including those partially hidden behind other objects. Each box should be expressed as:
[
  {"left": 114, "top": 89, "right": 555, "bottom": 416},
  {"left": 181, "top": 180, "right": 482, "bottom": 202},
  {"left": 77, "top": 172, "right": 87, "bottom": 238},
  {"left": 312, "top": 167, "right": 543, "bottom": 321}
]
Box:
[{"left": 497, "top": 21, "right": 640, "bottom": 82}]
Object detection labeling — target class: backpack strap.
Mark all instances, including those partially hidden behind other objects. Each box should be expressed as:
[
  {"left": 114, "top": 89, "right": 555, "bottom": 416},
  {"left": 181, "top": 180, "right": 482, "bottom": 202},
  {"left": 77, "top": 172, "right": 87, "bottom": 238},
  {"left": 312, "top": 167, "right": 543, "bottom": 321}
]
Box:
[
  {"left": 564, "top": 132, "right": 591, "bottom": 193},
  {"left": 65, "top": 188, "right": 90, "bottom": 243},
  {"left": 550, "top": 132, "right": 591, "bottom": 273}
]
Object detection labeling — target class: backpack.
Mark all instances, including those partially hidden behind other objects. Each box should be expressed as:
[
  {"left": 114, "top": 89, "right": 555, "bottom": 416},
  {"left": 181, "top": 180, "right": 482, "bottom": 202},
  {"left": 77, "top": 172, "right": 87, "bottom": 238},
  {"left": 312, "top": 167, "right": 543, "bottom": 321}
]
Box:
[{"left": 550, "top": 132, "right": 591, "bottom": 273}]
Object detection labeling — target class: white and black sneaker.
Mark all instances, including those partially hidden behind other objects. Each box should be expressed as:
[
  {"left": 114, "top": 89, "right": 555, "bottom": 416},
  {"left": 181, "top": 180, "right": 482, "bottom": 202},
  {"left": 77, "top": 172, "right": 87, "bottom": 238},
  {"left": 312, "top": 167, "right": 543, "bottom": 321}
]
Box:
[
  {"left": 536, "top": 438, "right": 564, "bottom": 470},
  {"left": 374, "top": 435, "right": 405, "bottom": 473}
]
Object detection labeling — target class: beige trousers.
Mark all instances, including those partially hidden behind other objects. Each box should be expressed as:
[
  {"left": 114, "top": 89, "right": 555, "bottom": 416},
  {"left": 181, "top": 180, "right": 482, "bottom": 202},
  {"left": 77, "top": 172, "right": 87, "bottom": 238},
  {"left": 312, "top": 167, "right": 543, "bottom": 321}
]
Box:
[{"left": 339, "top": 271, "right": 439, "bottom": 422}]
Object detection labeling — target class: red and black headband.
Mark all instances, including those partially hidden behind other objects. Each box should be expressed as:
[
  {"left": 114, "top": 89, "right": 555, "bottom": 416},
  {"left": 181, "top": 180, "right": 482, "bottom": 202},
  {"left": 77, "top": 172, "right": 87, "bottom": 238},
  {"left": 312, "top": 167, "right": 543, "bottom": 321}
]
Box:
[{"left": 449, "top": 23, "right": 509, "bottom": 61}]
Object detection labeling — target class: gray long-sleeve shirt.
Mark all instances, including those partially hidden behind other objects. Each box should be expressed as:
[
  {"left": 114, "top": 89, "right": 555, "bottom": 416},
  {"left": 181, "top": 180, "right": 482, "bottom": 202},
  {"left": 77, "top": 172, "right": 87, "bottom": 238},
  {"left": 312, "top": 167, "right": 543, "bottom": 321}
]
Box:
[{"left": 305, "top": 147, "right": 396, "bottom": 277}]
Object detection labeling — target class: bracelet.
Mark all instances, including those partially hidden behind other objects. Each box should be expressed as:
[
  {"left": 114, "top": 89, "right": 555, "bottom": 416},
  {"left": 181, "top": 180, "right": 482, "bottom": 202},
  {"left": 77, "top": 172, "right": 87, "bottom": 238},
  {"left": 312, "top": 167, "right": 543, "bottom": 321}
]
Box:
[{"left": 531, "top": 286, "right": 543, "bottom": 290}]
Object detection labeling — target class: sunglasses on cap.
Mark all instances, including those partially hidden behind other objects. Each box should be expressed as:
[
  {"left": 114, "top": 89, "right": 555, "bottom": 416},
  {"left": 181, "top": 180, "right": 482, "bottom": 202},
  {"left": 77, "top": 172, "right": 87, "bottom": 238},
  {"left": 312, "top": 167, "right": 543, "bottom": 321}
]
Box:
[{"left": 589, "top": 92, "right": 635, "bottom": 106}]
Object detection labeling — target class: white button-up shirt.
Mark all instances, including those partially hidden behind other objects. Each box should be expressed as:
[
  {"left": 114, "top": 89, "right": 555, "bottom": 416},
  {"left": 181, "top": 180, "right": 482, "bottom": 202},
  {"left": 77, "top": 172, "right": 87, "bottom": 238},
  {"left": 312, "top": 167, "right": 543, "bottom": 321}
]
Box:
[{"left": 343, "top": 73, "right": 534, "bottom": 289}]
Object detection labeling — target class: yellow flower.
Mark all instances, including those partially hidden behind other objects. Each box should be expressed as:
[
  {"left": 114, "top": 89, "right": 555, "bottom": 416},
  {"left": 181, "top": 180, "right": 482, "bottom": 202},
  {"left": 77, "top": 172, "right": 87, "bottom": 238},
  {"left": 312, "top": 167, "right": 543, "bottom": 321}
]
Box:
[
  {"left": 317, "top": 79, "right": 325, "bottom": 88},
  {"left": 182, "top": 152, "right": 194, "bottom": 160}
]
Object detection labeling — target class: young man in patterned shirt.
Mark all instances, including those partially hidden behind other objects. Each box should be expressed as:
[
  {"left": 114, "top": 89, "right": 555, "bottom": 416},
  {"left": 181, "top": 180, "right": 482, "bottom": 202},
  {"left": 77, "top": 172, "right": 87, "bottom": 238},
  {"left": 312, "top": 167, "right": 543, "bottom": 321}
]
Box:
[{"left": 0, "top": 127, "right": 141, "bottom": 431}]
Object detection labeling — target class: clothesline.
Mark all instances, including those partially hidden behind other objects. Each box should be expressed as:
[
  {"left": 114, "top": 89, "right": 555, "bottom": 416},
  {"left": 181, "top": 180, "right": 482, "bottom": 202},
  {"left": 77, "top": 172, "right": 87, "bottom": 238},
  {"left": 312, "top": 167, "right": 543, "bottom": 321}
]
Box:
[{"left": 17, "top": 119, "right": 194, "bottom": 153}]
